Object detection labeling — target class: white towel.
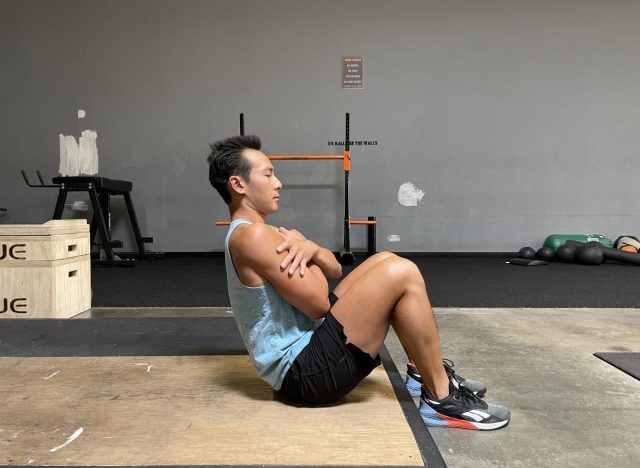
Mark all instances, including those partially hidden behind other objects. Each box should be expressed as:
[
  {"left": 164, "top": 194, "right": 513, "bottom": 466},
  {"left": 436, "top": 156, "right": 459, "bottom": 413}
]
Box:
[
  {"left": 59, "top": 134, "right": 79, "bottom": 176},
  {"left": 58, "top": 134, "right": 66, "bottom": 175},
  {"left": 78, "top": 130, "right": 99, "bottom": 175},
  {"left": 78, "top": 131, "right": 91, "bottom": 174},
  {"left": 88, "top": 130, "right": 99, "bottom": 175},
  {"left": 60, "top": 131, "right": 99, "bottom": 176}
]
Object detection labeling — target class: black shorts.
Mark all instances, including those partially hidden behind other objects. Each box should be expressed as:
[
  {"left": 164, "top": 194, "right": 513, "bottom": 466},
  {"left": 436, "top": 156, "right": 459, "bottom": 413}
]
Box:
[{"left": 278, "top": 292, "right": 381, "bottom": 405}]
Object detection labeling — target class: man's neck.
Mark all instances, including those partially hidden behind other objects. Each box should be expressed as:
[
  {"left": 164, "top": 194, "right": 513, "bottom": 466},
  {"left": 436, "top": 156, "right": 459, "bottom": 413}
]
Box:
[{"left": 230, "top": 206, "right": 267, "bottom": 224}]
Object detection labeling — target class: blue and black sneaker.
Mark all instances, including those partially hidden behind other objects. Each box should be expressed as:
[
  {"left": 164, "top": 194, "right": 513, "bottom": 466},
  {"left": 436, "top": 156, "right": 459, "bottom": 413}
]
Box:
[
  {"left": 406, "top": 359, "right": 487, "bottom": 398},
  {"left": 419, "top": 379, "right": 510, "bottom": 431}
]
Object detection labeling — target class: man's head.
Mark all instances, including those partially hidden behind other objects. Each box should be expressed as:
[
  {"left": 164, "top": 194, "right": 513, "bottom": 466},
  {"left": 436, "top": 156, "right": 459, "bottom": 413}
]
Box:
[{"left": 207, "top": 135, "right": 282, "bottom": 214}]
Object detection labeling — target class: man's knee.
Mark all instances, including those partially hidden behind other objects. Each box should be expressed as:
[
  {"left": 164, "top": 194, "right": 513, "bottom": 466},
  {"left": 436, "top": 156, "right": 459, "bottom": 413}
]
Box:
[
  {"left": 383, "top": 256, "right": 423, "bottom": 284},
  {"left": 373, "top": 251, "right": 397, "bottom": 261}
]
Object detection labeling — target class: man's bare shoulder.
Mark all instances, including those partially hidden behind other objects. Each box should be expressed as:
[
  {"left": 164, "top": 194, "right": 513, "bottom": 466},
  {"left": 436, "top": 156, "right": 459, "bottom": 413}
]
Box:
[{"left": 230, "top": 223, "right": 280, "bottom": 262}]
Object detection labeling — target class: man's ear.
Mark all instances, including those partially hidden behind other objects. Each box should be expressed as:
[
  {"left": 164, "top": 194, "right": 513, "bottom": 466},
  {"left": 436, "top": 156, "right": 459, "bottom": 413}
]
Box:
[{"left": 228, "top": 175, "right": 246, "bottom": 196}]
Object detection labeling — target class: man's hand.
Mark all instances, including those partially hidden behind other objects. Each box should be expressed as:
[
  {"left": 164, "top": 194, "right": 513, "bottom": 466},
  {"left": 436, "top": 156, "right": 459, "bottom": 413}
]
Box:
[
  {"left": 232, "top": 223, "right": 330, "bottom": 319},
  {"left": 276, "top": 227, "right": 319, "bottom": 277}
]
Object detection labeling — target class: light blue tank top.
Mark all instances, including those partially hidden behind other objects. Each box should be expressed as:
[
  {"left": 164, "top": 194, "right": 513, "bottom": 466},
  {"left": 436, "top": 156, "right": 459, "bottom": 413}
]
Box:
[{"left": 224, "top": 219, "right": 321, "bottom": 390}]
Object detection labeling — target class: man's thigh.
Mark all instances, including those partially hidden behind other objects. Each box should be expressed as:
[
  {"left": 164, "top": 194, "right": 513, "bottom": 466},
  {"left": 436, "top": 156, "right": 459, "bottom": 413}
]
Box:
[
  {"left": 332, "top": 251, "right": 396, "bottom": 298},
  {"left": 330, "top": 256, "right": 413, "bottom": 357}
]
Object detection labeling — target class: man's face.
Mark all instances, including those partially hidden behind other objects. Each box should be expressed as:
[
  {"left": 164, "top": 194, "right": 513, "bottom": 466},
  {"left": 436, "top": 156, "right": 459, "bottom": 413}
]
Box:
[{"left": 238, "top": 149, "right": 282, "bottom": 215}]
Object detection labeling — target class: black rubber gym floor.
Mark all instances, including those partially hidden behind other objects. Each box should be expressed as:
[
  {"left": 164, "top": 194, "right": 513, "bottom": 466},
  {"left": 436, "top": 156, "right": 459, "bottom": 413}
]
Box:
[
  {"left": 594, "top": 352, "right": 640, "bottom": 381},
  {"left": 92, "top": 255, "right": 640, "bottom": 308}
]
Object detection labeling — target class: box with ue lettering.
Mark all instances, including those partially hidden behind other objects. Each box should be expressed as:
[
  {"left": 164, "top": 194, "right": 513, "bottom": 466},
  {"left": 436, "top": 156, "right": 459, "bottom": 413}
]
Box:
[{"left": 0, "top": 219, "right": 91, "bottom": 318}]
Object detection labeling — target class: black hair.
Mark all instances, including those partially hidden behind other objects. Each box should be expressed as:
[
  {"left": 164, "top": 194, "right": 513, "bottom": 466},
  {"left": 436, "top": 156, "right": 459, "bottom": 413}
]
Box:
[{"left": 207, "top": 135, "right": 261, "bottom": 204}]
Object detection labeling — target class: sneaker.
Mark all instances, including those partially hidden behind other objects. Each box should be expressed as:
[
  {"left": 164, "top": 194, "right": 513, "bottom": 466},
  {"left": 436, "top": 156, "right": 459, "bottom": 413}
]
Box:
[
  {"left": 419, "top": 381, "right": 510, "bottom": 431},
  {"left": 405, "top": 364, "right": 423, "bottom": 397},
  {"left": 405, "top": 360, "right": 487, "bottom": 398}
]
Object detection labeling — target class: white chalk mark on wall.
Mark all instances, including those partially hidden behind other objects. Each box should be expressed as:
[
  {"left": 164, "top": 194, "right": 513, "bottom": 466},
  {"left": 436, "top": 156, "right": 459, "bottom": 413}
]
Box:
[
  {"left": 387, "top": 234, "right": 401, "bottom": 242},
  {"left": 398, "top": 182, "right": 425, "bottom": 206},
  {"left": 49, "top": 427, "right": 84, "bottom": 452}
]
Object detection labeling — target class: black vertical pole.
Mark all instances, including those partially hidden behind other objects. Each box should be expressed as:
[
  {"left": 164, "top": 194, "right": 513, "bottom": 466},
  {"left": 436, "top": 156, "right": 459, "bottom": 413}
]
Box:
[
  {"left": 240, "top": 113, "right": 245, "bottom": 136},
  {"left": 87, "top": 185, "right": 113, "bottom": 261},
  {"left": 52, "top": 188, "right": 68, "bottom": 219},
  {"left": 367, "top": 216, "right": 376, "bottom": 257},
  {"left": 339, "top": 113, "right": 355, "bottom": 265},
  {"left": 123, "top": 192, "right": 146, "bottom": 255},
  {"left": 343, "top": 113, "right": 351, "bottom": 254}
]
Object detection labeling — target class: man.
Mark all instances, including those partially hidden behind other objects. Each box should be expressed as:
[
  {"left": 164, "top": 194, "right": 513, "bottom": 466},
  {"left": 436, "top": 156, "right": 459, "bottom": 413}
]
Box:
[{"left": 207, "top": 135, "right": 510, "bottom": 430}]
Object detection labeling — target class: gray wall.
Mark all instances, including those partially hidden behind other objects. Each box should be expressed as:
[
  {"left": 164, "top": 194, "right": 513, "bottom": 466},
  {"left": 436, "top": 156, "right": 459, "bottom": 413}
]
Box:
[{"left": 1, "top": 0, "right": 639, "bottom": 252}]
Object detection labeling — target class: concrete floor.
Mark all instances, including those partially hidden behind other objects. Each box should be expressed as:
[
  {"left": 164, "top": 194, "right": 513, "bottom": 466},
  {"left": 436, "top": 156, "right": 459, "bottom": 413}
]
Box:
[
  {"left": 76, "top": 306, "right": 640, "bottom": 468},
  {"left": 386, "top": 308, "right": 640, "bottom": 468}
]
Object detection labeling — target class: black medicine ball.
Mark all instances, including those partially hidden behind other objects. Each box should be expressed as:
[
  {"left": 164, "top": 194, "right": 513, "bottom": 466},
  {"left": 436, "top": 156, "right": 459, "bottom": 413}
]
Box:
[
  {"left": 536, "top": 247, "right": 555, "bottom": 261},
  {"left": 555, "top": 244, "right": 577, "bottom": 262},
  {"left": 518, "top": 247, "right": 537, "bottom": 260},
  {"left": 576, "top": 245, "right": 604, "bottom": 265}
]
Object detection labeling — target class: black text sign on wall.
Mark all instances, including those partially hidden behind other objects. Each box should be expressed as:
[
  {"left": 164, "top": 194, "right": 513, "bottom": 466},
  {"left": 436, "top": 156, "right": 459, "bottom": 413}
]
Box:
[{"left": 342, "top": 56, "right": 363, "bottom": 89}]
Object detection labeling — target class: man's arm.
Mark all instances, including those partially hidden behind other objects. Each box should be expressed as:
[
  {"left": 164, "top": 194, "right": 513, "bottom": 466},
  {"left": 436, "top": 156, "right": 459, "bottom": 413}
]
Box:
[
  {"left": 309, "top": 246, "right": 342, "bottom": 280},
  {"left": 276, "top": 227, "right": 342, "bottom": 279},
  {"left": 232, "top": 224, "right": 330, "bottom": 319}
]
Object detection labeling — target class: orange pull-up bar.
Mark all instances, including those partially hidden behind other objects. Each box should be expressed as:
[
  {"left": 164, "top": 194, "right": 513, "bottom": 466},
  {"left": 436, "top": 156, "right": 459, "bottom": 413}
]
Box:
[
  {"left": 268, "top": 155, "right": 342, "bottom": 160},
  {"left": 214, "top": 218, "right": 375, "bottom": 227},
  {"left": 349, "top": 220, "right": 376, "bottom": 225},
  {"left": 268, "top": 151, "right": 351, "bottom": 171}
]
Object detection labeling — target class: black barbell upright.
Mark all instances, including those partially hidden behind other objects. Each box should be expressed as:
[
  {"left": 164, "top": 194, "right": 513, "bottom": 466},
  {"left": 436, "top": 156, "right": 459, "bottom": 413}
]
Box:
[{"left": 340, "top": 112, "right": 355, "bottom": 266}]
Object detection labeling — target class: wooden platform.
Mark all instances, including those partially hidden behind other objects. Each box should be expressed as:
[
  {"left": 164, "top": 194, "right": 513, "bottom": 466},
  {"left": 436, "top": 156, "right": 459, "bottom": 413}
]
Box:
[{"left": 1, "top": 355, "right": 424, "bottom": 467}]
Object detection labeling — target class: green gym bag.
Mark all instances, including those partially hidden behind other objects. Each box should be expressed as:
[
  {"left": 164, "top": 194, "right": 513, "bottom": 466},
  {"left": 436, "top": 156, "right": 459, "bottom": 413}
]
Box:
[{"left": 543, "top": 234, "right": 613, "bottom": 250}]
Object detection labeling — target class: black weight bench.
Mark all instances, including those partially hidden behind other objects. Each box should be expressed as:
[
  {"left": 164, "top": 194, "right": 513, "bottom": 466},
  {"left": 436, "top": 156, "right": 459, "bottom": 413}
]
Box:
[{"left": 51, "top": 176, "right": 164, "bottom": 267}]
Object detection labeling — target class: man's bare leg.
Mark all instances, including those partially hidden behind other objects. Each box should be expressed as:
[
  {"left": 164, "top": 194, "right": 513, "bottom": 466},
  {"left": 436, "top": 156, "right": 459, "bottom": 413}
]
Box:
[
  {"left": 333, "top": 252, "right": 424, "bottom": 380},
  {"left": 332, "top": 251, "right": 396, "bottom": 298},
  {"left": 330, "top": 254, "right": 449, "bottom": 399},
  {"left": 332, "top": 253, "right": 487, "bottom": 395},
  {"left": 330, "top": 253, "right": 509, "bottom": 430},
  {"left": 333, "top": 252, "right": 423, "bottom": 365},
  {"left": 334, "top": 253, "right": 452, "bottom": 389}
]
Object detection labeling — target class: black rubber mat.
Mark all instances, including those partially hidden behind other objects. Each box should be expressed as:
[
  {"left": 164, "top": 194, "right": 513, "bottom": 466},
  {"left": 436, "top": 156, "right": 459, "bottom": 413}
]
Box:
[
  {"left": 594, "top": 352, "right": 640, "bottom": 381},
  {"left": 0, "top": 317, "right": 246, "bottom": 356},
  {"left": 415, "top": 256, "right": 640, "bottom": 308},
  {"left": 92, "top": 257, "right": 229, "bottom": 308},
  {"left": 92, "top": 255, "right": 640, "bottom": 308},
  {"left": 0, "top": 317, "right": 446, "bottom": 468}
]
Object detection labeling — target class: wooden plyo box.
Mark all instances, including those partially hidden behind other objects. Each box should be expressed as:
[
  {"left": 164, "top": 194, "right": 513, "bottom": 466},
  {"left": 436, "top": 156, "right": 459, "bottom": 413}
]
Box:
[{"left": 0, "top": 220, "right": 91, "bottom": 319}]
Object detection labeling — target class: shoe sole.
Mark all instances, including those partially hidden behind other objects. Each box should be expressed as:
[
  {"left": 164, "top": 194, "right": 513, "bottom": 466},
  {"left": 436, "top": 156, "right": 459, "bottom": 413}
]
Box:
[{"left": 419, "top": 403, "right": 510, "bottom": 431}]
